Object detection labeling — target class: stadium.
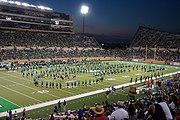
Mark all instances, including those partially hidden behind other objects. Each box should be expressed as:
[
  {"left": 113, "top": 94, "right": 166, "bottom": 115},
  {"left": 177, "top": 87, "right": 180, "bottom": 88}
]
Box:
[{"left": 0, "top": 0, "right": 180, "bottom": 120}]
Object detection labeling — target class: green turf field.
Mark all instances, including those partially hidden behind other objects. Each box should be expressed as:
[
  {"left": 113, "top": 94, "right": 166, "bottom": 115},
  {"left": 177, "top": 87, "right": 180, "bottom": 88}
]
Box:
[
  {"left": 0, "top": 98, "right": 19, "bottom": 112},
  {"left": 0, "top": 60, "right": 179, "bottom": 118}
]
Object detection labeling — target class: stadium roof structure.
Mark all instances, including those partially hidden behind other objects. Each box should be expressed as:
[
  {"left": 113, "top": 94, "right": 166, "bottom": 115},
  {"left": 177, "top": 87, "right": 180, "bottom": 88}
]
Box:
[{"left": 0, "top": 0, "right": 53, "bottom": 11}]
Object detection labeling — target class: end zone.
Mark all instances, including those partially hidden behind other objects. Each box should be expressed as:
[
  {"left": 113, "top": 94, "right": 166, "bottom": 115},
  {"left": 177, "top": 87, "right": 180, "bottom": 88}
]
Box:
[{"left": 0, "top": 97, "right": 20, "bottom": 112}]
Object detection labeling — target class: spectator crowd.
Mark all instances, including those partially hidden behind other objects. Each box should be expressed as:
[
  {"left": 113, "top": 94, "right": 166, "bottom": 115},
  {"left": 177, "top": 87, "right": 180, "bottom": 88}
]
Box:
[
  {"left": 1, "top": 47, "right": 179, "bottom": 63},
  {"left": 6, "top": 76, "right": 180, "bottom": 120},
  {"left": 0, "top": 30, "right": 100, "bottom": 48},
  {"left": 47, "top": 78, "right": 180, "bottom": 120},
  {"left": 0, "top": 27, "right": 179, "bottom": 62},
  {"left": 131, "top": 26, "right": 180, "bottom": 48}
]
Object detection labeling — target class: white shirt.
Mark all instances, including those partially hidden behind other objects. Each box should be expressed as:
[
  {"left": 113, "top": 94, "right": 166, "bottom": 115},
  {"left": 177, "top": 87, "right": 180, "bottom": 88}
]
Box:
[
  {"left": 110, "top": 108, "right": 129, "bottom": 120},
  {"left": 6, "top": 112, "right": 9, "bottom": 118},
  {"left": 69, "top": 114, "right": 74, "bottom": 117},
  {"left": 67, "top": 110, "right": 71, "bottom": 114},
  {"left": 169, "top": 102, "right": 175, "bottom": 110},
  {"left": 159, "top": 102, "right": 173, "bottom": 120}
]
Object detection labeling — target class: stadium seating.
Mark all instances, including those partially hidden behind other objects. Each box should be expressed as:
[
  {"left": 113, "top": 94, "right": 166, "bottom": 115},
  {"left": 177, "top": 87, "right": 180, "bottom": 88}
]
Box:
[
  {"left": 1, "top": 46, "right": 179, "bottom": 62},
  {"left": 0, "top": 48, "right": 126, "bottom": 60},
  {"left": 0, "top": 29, "right": 100, "bottom": 48},
  {"left": 0, "top": 26, "right": 179, "bottom": 62},
  {"left": 131, "top": 26, "right": 180, "bottom": 48}
]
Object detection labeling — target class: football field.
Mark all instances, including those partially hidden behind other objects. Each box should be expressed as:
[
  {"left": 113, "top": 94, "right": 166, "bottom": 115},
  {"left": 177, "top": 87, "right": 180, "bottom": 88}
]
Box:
[{"left": 0, "top": 61, "right": 179, "bottom": 117}]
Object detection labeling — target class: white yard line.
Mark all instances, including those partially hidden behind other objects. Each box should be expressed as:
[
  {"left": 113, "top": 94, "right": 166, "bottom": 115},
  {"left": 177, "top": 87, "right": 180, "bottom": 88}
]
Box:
[
  {"left": 0, "top": 84, "right": 42, "bottom": 103},
  {"left": 0, "top": 76, "right": 60, "bottom": 99},
  {"left": 0, "top": 71, "right": 179, "bottom": 117},
  {"left": 68, "top": 86, "right": 89, "bottom": 92},
  {"left": 3, "top": 72, "right": 76, "bottom": 95},
  {"left": 54, "top": 88, "right": 76, "bottom": 95},
  {"left": 85, "top": 84, "right": 105, "bottom": 89}
]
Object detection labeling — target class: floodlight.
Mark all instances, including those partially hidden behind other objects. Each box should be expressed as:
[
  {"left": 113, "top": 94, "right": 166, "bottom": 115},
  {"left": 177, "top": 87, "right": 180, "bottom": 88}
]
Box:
[
  {"left": 6, "top": 17, "right": 11, "bottom": 21},
  {"left": 29, "top": 4, "right": 36, "bottom": 8},
  {"left": 15, "top": 1, "right": 21, "bottom": 5},
  {"left": 55, "top": 20, "right": 59, "bottom": 25},
  {"left": 1, "top": 0, "right": 53, "bottom": 11},
  {"left": 22, "top": 2, "right": 29, "bottom": 6},
  {"left": 81, "top": 5, "right": 89, "bottom": 15},
  {"left": 38, "top": 6, "right": 45, "bottom": 10},
  {"left": 8, "top": 0, "right": 14, "bottom": 4},
  {"left": 37, "top": 6, "right": 53, "bottom": 11},
  {"left": 80, "top": 5, "right": 89, "bottom": 34},
  {"left": 0, "top": 0, "right": 8, "bottom": 2}
]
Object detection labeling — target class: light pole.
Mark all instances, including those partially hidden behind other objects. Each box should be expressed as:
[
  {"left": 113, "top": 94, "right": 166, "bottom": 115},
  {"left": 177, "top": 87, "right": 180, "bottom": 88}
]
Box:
[{"left": 81, "top": 5, "right": 89, "bottom": 34}]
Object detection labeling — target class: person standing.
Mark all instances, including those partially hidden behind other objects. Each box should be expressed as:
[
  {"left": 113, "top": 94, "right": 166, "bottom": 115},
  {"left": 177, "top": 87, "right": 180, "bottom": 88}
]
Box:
[
  {"left": 49, "top": 114, "right": 54, "bottom": 120},
  {"left": 78, "top": 109, "right": 84, "bottom": 120},
  {"left": 92, "top": 105, "right": 108, "bottom": 120},
  {"left": 58, "top": 100, "right": 61, "bottom": 111},
  {"left": 83, "top": 103, "right": 87, "bottom": 111},
  {"left": 59, "top": 82, "right": 62, "bottom": 89},
  {"left": 145, "top": 103, "right": 167, "bottom": 120},
  {"left": 110, "top": 101, "right": 129, "bottom": 120},
  {"left": 156, "top": 97, "right": 173, "bottom": 120},
  {"left": 9, "top": 110, "right": 12, "bottom": 120},
  {"left": 13, "top": 111, "right": 18, "bottom": 120},
  {"left": 22, "top": 109, "right": 26, "bottom": 118},
  {"left": 135, "top": 77, "right": 137, "bottom": 83},
  {"left": 127, "top": 103, "right": 136, "bottom": 120},
  {"left": 6, "top": 111, "right": 9, "bottom": 120},
  {"left": 140, "top": 76, "right": 142, "bottom": 83},
  {"left": 130, "top": 77, "right": 132, "bottom": 83},
  {"left": 63, "top": 100, "right": 67, "bottom": 112},
  {"left": 54, "top": 106, "right": 58, "bottom": 114}
]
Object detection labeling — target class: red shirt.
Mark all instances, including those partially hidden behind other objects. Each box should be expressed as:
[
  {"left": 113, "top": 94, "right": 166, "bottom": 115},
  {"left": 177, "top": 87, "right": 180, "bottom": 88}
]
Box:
[
  {"left": 93, "top": 114, "right": 108, "bottom": 120},
  {"left": 151, "top": 79, "right": 154, "bottom": 84}
]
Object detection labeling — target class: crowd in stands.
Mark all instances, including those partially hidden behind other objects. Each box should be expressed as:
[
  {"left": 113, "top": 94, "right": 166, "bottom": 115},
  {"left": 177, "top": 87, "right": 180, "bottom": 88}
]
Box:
[
  {"left": 0, "top": 30, "right": 100, "bottom": 48},
  {"left": 131, "top": 26, "right": 180, "bottom": 48},
  {"left": 1, "top": 26, "right": 180, "bottom": 49},
  {"left": 129, "top": 47, "right": 180, "bottom": 62},
  {"left": 0, "top": 48, "right": 126, "bottom": 60},
  {"left": 0, "top": 27, "right": 179, "bottom": 62},
  {"left": 1, "top": 47, "right": 179, "bottom": 63},
  {"left": 47, "top": 78, "right": 180, "bottom": 120}
]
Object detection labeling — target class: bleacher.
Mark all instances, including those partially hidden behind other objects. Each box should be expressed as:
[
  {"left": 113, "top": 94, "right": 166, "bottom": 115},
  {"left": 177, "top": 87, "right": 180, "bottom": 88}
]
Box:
[
  {"left": 131, "top": 26, "right": 180, "bottom": 48},
  {"left": 0, "top": 29, "right": 100, "bottom": 48}
]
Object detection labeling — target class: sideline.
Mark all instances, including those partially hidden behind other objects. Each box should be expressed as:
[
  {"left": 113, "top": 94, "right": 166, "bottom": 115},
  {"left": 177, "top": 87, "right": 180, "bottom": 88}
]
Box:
[{"left": 0, "top": 71, "right": 179, "bottom": 117}]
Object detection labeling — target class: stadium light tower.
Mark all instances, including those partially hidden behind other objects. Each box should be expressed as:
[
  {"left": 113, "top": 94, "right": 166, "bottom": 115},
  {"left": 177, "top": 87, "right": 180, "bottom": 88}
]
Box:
[{"left": 81, "top": 5, "right": 89, "bottom": 34}]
